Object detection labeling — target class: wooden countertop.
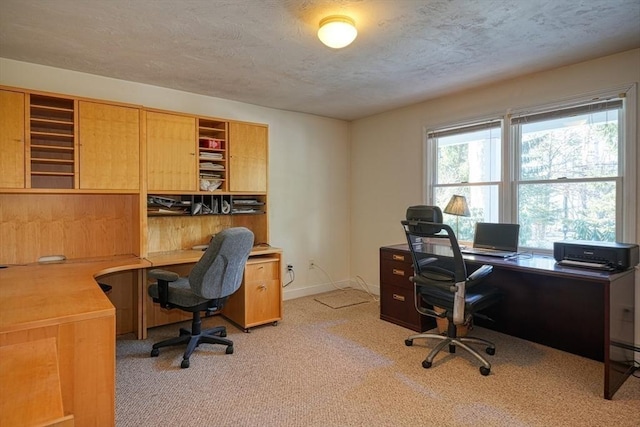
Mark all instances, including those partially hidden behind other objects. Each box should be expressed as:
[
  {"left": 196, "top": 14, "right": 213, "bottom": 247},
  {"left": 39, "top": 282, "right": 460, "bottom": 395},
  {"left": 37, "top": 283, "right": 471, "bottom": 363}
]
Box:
[
  {"left": 0, "top": 255, "right": 150, "bottom": 333},
  {"left": 146, "top": 245, "right": 282, "bottom": 267}
]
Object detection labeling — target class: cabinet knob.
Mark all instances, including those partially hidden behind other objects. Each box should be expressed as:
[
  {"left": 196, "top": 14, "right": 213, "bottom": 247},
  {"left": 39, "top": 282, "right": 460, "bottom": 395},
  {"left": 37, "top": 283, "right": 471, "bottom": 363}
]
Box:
[
  {"left": 392, "top": 293, "right": 405, "bottom": 302},
  {"left": 392, "top": 254, "right": 405, "bottom": 261},
  {"left": 259, "top": 284, "right": 267, "bottom": 290},
  {"left": 392, "top": 268, "right": 405, "bottom": 276}
]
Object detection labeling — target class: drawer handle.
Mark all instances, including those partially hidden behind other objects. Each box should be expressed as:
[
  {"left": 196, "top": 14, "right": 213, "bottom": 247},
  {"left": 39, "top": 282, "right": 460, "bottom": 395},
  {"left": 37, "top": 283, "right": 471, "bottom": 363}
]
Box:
[
  {"left": 392, "top": 268, "right": 405, "bottom": 276},
  {"left": 392, "top": 294, "right": 405, "bottom": 302},
  {"left": 259, "top": 284, "right": 267, "bottom": 290},
  {"left": 392, "top": 254, "right": 405, "bottom": 261}
]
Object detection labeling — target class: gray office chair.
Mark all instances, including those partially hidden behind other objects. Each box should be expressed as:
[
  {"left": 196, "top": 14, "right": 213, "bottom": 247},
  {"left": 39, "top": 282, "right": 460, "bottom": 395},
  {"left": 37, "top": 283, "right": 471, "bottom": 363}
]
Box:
[
  {"left": 147, "top": 227, "right": 254, "bottom": 368},
  {"left": 401, "top": 205, "right": 502, "bottom": 375}
]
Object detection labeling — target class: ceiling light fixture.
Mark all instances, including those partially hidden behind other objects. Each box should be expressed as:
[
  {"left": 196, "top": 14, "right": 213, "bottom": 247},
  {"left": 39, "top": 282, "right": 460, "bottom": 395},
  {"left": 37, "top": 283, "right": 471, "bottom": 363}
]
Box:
[{"left": 317, "top": 15, "right": 357, "bottom": 49}]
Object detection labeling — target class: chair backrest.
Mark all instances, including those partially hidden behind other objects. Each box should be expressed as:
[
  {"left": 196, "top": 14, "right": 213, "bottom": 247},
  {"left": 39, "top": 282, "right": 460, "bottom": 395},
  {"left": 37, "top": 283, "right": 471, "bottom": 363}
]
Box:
[
  {"left": 188, "top": 227, "right": 254, "bottom": 300},
  {"left": 401, "top": 205, "right": 467, "bottom": 283}
]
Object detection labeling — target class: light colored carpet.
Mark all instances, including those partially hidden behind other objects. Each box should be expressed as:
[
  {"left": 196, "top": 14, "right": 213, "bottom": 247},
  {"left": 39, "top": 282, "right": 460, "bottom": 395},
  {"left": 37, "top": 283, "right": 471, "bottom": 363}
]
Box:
[
  {"left": 314, "top": 288, "right": 372, "bottom": 309},
  {"left": 116, "top": 291, "right": 639, "bottom": 426}
]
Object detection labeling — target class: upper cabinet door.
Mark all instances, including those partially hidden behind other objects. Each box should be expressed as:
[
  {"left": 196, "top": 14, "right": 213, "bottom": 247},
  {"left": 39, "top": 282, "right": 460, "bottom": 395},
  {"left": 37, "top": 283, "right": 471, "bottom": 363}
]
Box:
[
  {"left": 228, "top": 122, "right": 268, "bottom": 193},
  {"left": 79, "top": 101, "right": 140, "bottom": 190},
  {"left": 0, "top": 90, "right": 25, "bottom": 188},
  {"left": 146, "top": 111, "right": 197, "bottom": 192}
]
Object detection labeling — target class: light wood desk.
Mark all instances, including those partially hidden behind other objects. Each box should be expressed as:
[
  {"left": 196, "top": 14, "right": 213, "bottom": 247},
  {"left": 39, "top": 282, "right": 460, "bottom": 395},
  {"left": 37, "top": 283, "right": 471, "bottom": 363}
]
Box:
[
  {"left": 0, "top": 247, "right": 282, "bottom": 424},
  {"left": 0, "top": 255, "right": 150, "bottom": 427}
]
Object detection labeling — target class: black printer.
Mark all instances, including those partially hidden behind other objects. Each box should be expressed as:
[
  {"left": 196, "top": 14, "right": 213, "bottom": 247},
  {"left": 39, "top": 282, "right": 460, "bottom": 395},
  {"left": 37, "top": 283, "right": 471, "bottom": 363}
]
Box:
[{"left": 553, "top": 240, "right": 639, "bottom": 271}]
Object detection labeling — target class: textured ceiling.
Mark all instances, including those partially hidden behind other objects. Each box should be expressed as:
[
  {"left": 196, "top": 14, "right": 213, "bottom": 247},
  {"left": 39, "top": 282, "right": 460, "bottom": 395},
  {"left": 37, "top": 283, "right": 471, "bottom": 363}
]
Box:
[{"left": 1, "top": 0, "right": 639, "bottom": 121}]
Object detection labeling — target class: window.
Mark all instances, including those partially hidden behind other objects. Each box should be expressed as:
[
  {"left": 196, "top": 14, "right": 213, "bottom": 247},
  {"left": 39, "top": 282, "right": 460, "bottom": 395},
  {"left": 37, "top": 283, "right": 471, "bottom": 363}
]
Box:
[
  {"left": 512, "top": 100, "right": 623, "bottom": 249},
  {"left": 428, "top": 120, "right": 501, "bottom": 242},
  {"left": 426, "top": 92, "right": 633, "bottom": 251}
]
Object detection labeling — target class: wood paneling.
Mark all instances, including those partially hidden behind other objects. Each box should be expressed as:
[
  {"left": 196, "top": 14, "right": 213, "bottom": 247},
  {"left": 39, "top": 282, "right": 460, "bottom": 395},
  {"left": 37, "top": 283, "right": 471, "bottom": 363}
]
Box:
[
  {"left": 0, "top": 337, "right": 67, "bottom": 426},
  {"left": 146, "top": 215, "right": 233, "bottom": 253},
  {"left": 0, "top": 194, "right": 139, "bottom": 265},
  {"left": 100, "top": 270, "right": 138, "bottom": 336}
]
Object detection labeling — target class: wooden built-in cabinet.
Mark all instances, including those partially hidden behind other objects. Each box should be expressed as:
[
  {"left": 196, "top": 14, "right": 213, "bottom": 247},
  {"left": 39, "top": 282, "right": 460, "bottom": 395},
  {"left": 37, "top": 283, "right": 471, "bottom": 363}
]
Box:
[
  {"left": 146, "top": 111, "right": 198, "bottom": 192},
  {"left": 78, "top": 101, "right": 140, "bottom": 190},
  {"left": 1, "top": 85, "right": 276, "bottom": 326},
  {"left": 1, "top": 84, "right": 277, "bottom": 425},
  {"left": 229, "top": 122, "right": 268, "bottom": 192},
  {"left": 0, "top": 89, "right": 25, "bottom": 188}
]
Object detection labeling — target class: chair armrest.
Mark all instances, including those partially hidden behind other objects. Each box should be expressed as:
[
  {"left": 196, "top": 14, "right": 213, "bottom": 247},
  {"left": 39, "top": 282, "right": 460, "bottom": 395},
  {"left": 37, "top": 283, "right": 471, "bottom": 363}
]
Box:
[
  {"left": 148, "top": 269, "right": 180, "bottom": 308},
  {"left": 411, "top": 274, "right": 456, "bottom": 292},
  {"left": 148, "top": 269, "right": 180, "bottom": 282},
  {"left": 468, "top": 264, "right": 493, "bottom": 282}
]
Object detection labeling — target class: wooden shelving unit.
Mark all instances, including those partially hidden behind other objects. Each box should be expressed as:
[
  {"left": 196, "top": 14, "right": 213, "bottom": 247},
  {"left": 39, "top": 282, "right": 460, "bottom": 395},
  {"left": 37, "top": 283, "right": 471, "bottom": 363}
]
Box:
[
  {"left": 28, "top": 94, "right": 76, "bottom": 189},
  {"left": 198, "top": 118, "right": 227, "bottom": 192}
]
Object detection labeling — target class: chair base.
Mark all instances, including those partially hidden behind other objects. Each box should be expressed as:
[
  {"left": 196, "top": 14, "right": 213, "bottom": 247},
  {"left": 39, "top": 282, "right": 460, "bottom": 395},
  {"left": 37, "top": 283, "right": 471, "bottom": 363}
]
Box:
[
  {"left": 405, "top": 331, "right": 495, "bottom": 376},
  {"left": 150, "top": 311, "right": 234, "bottom": 368}
]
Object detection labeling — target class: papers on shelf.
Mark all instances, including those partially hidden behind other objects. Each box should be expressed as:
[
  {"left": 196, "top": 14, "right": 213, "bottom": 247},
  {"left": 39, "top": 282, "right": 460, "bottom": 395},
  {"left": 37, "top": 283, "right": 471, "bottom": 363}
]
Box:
[
  {"left": 199, "top": 162, "right": 225, "bottom": 170},
  {"left": 199, "top": 152, "right": 223, "bottom": 160}
]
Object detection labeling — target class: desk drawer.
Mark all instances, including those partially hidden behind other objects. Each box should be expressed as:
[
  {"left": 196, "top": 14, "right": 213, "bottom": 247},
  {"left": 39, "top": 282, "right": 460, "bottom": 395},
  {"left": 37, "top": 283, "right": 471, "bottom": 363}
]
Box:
[
  {"left": 381, "top": 249, "right": 410, "bottom": 263},
  {"left": 380, "top": 260, "right": 413, "bottom": 289},
  {"left": 380, "top": 282, "right": 432, "bottom": 332}
]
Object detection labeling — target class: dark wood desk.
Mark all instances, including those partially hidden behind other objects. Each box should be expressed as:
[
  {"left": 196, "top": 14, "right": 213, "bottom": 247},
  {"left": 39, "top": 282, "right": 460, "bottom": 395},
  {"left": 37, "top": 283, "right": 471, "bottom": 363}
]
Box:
[{"left": 379, "top": 244, "right": 637, "bottom": 400}]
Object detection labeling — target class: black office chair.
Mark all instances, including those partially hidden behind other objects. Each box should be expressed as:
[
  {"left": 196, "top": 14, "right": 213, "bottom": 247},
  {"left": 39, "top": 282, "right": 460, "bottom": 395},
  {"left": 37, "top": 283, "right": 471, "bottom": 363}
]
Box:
[
  {"left": 401, "top": 205, "right": 502, "bottom": 375},
  {"left": 147, "top": 227, "right": 254, "bottom": 368}
]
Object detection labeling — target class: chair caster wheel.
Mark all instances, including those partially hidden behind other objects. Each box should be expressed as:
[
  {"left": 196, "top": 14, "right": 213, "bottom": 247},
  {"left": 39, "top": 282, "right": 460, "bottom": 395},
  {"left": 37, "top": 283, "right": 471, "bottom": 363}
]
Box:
[
  {"left": 181, "top": 359, "right": 190, "bottom": 369},
  {"left": 225, "top": 345, "right": 234, "bottom": 354},
  {"left": 480, "top": 366, "right": 491, "bottom": 376},
  {"left": 150, "top": 348, "right": 159, "bottom": 357},
  {"left": 486, "top": 347, "right": 495, "bottom": 356},
  {"left": 422, "top": 360, "right": 432, "bottom": 369},
  {"left": 405, "top": 339, "right": 413, "bottom": 346}
]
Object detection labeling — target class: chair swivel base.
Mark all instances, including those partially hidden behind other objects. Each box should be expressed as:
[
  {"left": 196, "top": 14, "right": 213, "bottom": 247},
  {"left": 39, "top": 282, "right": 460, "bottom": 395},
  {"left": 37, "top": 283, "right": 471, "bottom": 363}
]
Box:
[
  {"left": 150, "top": 325, "right": 233, "bottom": 369},
  {"left": 405, "top": 332, "right": 496, "bottom": 376}
]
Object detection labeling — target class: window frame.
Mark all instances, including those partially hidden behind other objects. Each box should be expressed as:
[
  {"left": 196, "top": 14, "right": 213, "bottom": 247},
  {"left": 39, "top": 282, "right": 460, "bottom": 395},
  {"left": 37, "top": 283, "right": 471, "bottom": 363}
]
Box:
[{"left": 423, "top": 85, "right": 637, "bottom": 253}]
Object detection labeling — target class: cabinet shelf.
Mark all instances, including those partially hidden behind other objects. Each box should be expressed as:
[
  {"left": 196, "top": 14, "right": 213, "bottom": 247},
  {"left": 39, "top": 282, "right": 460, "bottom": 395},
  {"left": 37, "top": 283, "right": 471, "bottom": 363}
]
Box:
[
  {"left": 28, "top": 94, "right": 76, "bottom": 189},
  {"left": 30, "top": 171, "right": 75, "bottom": 177},
  {"left": 198, "top": 118, "right": 227, "bottom": 192},
  {"left": 30, "top": 103, "right": 73, "bottom": 113},
  {"left": 31, "top": 144, "right": 74, "bottom": 152},
  {"left": 31, "top": 157, "right": 74, "bottom": 164}
]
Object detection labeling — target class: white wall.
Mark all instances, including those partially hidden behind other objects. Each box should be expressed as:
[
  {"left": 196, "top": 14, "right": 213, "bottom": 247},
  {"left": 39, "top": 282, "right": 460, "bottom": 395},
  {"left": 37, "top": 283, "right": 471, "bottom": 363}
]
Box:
[
  {"left": 0, "top": 58, "right": 352, "bottom": 299},
  {"left": 350, "top": 49, "right": 640, "bottom": 348}
]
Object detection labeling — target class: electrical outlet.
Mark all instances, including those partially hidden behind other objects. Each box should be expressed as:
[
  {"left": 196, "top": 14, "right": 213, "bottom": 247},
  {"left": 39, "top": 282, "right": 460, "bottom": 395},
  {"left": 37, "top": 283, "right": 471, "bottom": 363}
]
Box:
[
  {"left": 308, "top": 259, "right": 315, "bottom": 269},
  {"left": 287, "top": 264, "right": 293, "bottom": 272}
]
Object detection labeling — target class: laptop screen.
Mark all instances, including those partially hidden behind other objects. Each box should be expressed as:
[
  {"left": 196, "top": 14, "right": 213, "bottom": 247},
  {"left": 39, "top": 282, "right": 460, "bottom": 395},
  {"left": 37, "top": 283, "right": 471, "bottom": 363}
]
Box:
[{"left": 473, "top": 222, "right": 520, "bottom": 251}]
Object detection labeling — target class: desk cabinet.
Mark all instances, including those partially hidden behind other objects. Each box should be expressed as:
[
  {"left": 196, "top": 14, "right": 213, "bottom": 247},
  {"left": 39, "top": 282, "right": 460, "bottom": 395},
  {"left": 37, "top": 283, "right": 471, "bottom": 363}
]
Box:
[
  {"left": 223, "top": 256, "right": 282, "bottom": 332},
  {"left": 379, "top": 246, "right": 434, "bottom": 332}
]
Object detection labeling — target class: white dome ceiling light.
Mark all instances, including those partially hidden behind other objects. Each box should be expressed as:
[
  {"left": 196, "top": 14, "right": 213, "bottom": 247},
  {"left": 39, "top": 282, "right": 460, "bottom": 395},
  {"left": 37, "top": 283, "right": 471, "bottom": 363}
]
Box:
[{"left": 317, "top": 15, "right": 357, "bottom": 49}]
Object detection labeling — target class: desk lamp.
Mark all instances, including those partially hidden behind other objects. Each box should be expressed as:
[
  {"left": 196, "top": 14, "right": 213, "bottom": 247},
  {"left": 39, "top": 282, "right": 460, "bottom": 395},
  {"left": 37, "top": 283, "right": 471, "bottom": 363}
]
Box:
[{"left": 444, "top": 195, "right": 470, "bottom": 239}]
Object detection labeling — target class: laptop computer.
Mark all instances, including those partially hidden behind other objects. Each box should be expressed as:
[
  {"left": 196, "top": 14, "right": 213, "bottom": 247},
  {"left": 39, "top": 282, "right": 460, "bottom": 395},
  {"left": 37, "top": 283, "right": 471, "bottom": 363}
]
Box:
[{"left": 461, "top": 222, "right": 520, "bottom": 258}]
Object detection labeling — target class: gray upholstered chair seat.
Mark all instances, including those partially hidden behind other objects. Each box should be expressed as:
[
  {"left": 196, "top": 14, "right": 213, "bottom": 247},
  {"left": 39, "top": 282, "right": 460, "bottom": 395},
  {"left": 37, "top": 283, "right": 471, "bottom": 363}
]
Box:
[{"left": 148, "top": 278, "right": 212, "bottom": 309}]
